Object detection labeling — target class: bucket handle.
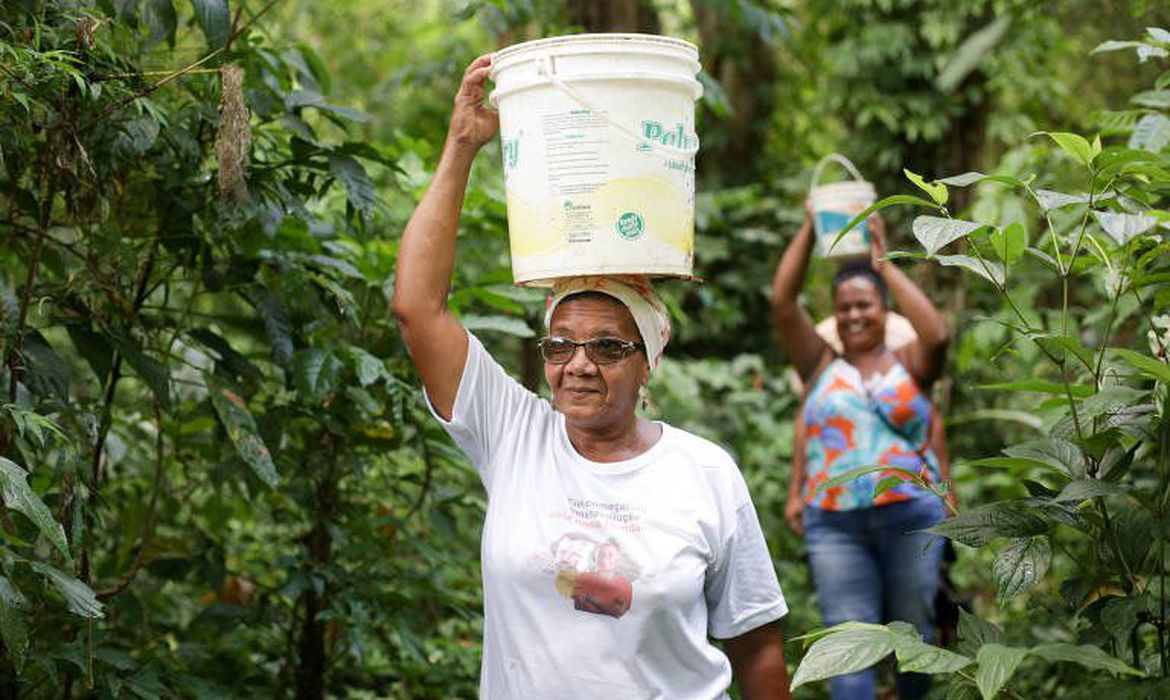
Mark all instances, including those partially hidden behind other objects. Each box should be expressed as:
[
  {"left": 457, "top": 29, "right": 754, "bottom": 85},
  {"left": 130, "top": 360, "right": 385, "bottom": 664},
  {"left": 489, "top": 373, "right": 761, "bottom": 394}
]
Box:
[
  {"left": 534, "top": 55, "right": 700, "bottom": 157},
  {"left": 810, "top": 153, "right": 865, "bottom": 189}
]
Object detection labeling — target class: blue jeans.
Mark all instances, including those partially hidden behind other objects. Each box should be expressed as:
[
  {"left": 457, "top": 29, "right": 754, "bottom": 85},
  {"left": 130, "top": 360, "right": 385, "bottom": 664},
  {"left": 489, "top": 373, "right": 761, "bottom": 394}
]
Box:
[{"left": 804, "top": 496, "right": 947, "bottom": 700}]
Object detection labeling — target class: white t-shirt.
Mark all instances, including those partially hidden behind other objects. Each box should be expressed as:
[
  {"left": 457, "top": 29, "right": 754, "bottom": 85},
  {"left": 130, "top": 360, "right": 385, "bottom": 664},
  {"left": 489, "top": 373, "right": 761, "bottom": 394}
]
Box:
[{"left": 428, "top": 332, "right": 788, "bottom": 700}]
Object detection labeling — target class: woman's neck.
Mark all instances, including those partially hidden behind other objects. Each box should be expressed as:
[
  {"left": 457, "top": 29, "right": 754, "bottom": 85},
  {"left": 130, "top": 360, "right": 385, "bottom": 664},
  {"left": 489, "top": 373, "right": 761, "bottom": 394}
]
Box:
[
  {"left": 566, "top": 416, "right": 661, "bottom": 463},
  {"left": 843, "top": 343, "right": 894, "bottom": 376}
]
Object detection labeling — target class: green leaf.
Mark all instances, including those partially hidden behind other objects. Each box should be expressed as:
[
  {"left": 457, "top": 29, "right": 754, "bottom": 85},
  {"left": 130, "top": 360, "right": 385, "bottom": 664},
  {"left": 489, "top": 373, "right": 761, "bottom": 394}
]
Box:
[
  {"left": 1003, "top": 437, "right": 1086, "bottom": 478},
  {"left": 893, "top": 636, "right": 974, "bottom": 674},
  {"left": 911, "top": 216, "right": 984, "bottom": 256},
  {"left": 1036, "top": 131, "right": 1096, "bottom": 167},
  {"left": 30, "top": 562, "right": 104, "bottom": 619},
  {"left": 928, "top": 502, "right": 1047, "bottom": 547},
  {"left": 904, "top": 169, "right": 948, "bottom": 205},
  {"left": 1028, "top": 643, "right": 1143, "bottom": 676},
  {"left": 935, "top": 254, "right": 1005, "bottom": 286},
  {"left": 938, "top": 172, "right": 1028, "bottom": 188},
  {"left": 0, "top": 457, "right": 71, "bottom": 562},
  {"left": 1093, "top": 210, "right": 1158, "bottom": 246},
  {"left": 958, "top": 610, "right": 1003, "bottom": 656},
  {"left": 206, "top": 374, "right": 278, "bottom": 488},
  {"left": 1033, "top": 189, "right": 1114, "bottom": 211},
  {"left": 345, "top": 347, "right": 387, "bottom": 387},
  {"left": 144, "top": 0, "right": 177, "bottom": 47},
  {"left": 790, "top": 623, "right": 894, "bottom": 690},
  {"left": 1131, "top": 90, "right": 1170, "bottom": 109},
  {"left": 329, "top": 153, "right": 378, "bottom": 221},
  {"left": 1129, "top": 114, "right": 1170, "bottom": 152},
  {"left": 190, "top": 0, "right": 230, "bottom": 50},
  {"left": 1055, "top": 479, "right": 1127, "bottom": 502},
  {"left": 462, "top": 314, "right": 535, "bottom": 338},
  {"left": 1111, "top": 348, "right": 1170, "bottom": 383},
  {"left": 945, "top": 409, "right": 1042, "bottom": 430},
  {"left": 989, "top": 222, "right": 1026, "bottom": 265},
  {"left": 187, "top": 329, "right": 262, "bottom": 387},
  {"left": 977, "top": 379, "right": 1094, "bottom": 397},
  {"left": 935, "top": 16, "right": 1011, "bottom": 94},
  {"left": 1091, "top": 40, "right": 1146, "bottom": 54},
  {"left": 292, "top": 348, "right": 343, "bottom": 402},
  {"left": 828, "top": 194, "right": 942, "bottom": 255},
  {"left": 0, "top": 596, "right": 28, "bottom": 672},
  {"left": 993, "top": 536, "right": 1051, "bottom": 603},
  {"left": 286, "top": 90, "right": 370, "bottom": 123},
  {"left": 113, "top": 333, "right": 172, "bottom": 408},
  {"left": 975, "top": 643, "right": 1028, "bottom": 700}
]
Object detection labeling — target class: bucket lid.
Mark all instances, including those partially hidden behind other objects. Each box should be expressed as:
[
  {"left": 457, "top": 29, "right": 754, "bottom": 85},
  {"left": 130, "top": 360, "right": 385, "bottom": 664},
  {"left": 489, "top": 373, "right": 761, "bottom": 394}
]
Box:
[{"left": 492, "top": 33, "right": 700, "bottom": 76}]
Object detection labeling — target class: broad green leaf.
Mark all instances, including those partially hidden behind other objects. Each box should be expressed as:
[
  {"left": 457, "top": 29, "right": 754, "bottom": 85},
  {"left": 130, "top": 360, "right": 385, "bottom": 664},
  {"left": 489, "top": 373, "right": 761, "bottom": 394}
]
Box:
[
  {"left": 1112, "top": 348, "right": 1170, "bottom": 383},
  {"left": 936, "top": 254, "right": 1005, "bottom": 286},
  {"left": 935, "top": 16, "right": 1011, "bottom": 94},
  {"left": 1056, "top": 479, "right": 1127, "bottom": 502},
  {"left": 790, "top": 624, "right": 894, "bottom": 690},
  {"left": 808, "top": 464, "right": 924, "bottom": 497},
  {"left": 1029, "top": 643, "right": 1143, "bottom": 676},
  {"left": 113, "top": 334, "right": 172, "bottom": 408},
  {"left": 911, "top": 216, "right": 983, "bottom": 256},
  {"left": 904, "top": 169, "right": 948, "bottom": 205},
  {"left": 329, "top": 153, "right": 378, "bottom": 221},
  {"left": 945, "top": 409, "right": 1042, "bottom": 430},
  {"left": 1033, "top": 189, "right": 1114, "bottom": 211},
  {"left": 938, "top": 172, "right": 1028, "bottom": 188},
  {"left": 206, "top": 374, "right": 278, "bottom": 488},
  {"left": 286, "top": 90, "right": 371, "bottom": 123},
  {"left": 31, "top": 562, "right": 104, "bottom": 619},
  {"left": 958, "top": 610, "right": 1003, "bottom": 657},
  {"left": 946, "top": 682, "right": 982, "bottom": 700},
  {"left": 892, "top": 635, "right": 974, "bottom": 674},
  {"left": 144, "top": 0, "right": 177, "bottom": 47},
  {"left": 292, "top": 348, "right": 343, "bottom": 402},
  {"left": 993, "top": 536, "right": 1051, "bottom": 603},
  {"left": 1129, "top": 114, "right": 1170, "bottom": 152},
  {"left": 187, "top": 329, "right": 262, "bottom": 387},
  {"left": 345, "top": 347, "right": 387, "bottom": 387},
  {"left": 1080, "top": 386, "right": 1150, "bottom": 421},
  {"left": 0, "top": 598, "right": 28, "bottom": 672},
  {"left": 1036, "top": 131, "right": 1096, "bottom": 167},
  {"left": 1003, "top": 437, "right": 1086, "bottom": 478},
  {"left": 829, "top": 194, "right": 941, "bottom": 254},
  {"left": 249, "top": 287, "right": 294, "bottom": 365},
  {"left": 190, "top": 0, "right": 230, "bottom": 50},
  {"left": 977, "top": 379, "right": 1094, "bottom": 397},
  {"left": 1030, "top": 333, "right": 1095, "bottom": 372},
  {"left": 0, "top": 457, "right": 71, "bottom": 561},
  {"left": 960, "top": 456, "right": 1053, "bottom": 471},
  {"left": 975, "top": 644, "right": 1028, "bottom": 700},
  {"left": 1093, "top": 210, "right": 1158, "bottom": 245},
  {"left": 1091, "top": 40, "right": 1145, "bottom": 54},
  {"left": 989, "top": 222, "right": 1026, "bottom": 265},
  {"left": 1131, "top": 90, "right": 1170, "bottom": 109},
  {"left": 928, "top": 502, "right": 1047, "bottom": 547},
  {"left": 462, "top": 314, "right": 535, "bottom": 338}
]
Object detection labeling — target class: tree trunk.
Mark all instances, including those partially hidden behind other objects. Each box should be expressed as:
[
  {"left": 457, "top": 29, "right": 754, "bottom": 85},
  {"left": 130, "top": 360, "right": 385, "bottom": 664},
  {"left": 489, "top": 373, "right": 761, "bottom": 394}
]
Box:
[
  {"left": 295, "top": 475, "right": 335, "bottom": 700},
  {"left": 565, "top": 0, "right": 661, "bottom": 33}
]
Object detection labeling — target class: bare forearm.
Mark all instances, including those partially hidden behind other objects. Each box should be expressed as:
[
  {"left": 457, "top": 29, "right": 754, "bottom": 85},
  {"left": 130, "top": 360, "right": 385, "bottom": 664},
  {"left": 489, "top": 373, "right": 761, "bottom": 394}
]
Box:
[
  {"left": 880, "top": 263, "right": 948, "bottom": 349},
  {"left": 394, "top": 140, "right": 479, "bottom": 321}
]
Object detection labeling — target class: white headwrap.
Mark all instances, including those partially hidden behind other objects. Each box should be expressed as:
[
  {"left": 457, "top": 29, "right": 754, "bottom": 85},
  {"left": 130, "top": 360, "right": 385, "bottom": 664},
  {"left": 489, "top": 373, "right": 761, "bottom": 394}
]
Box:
[{"left": 543, "top": 275, "right": 672, "bottom": 372}]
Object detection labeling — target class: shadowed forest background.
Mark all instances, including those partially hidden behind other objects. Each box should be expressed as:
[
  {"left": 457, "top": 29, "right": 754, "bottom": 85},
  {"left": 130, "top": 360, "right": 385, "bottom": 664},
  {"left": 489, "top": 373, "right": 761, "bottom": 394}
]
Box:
[{"left": 2, "top": 0, "right": 1170, "bottom": 697}]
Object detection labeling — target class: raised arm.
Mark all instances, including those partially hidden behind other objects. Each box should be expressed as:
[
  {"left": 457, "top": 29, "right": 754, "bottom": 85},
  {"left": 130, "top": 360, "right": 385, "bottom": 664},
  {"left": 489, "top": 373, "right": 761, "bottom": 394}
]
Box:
[
  {"left": 870, "top": 216, "right": 950, "bottom": 388},
  {"left": 392, "top": 55, "right": 499, "bottom": 420},
  {"left": 771, "top": 205, "right": 832, "bottom": 381}
]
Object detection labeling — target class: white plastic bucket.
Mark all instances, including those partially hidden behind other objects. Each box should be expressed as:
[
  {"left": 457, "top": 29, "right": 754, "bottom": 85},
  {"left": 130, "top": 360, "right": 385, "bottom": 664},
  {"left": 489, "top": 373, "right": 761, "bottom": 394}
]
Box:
[
  {"left": 809, "top": 154, "right": 875, "bottom": 260},
  {"left": 489, "top": 34, "right": 702, "bottom": 286}
]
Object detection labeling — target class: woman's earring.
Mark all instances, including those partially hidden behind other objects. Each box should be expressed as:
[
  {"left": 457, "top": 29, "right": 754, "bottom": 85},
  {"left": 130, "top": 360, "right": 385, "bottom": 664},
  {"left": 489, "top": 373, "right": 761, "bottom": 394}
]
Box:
[{"left": 639, "top": 385, "right": 651, "bottom": 413}]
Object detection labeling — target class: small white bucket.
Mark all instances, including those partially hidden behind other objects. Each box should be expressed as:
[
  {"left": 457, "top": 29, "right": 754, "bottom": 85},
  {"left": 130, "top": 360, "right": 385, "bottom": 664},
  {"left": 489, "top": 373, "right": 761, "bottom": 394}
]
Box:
[
  {"left": 489, "top": 34, "right": 702, "bottom": 286},
  {"left": 809, "top": 154, "right": 875, "bottom": 260}
]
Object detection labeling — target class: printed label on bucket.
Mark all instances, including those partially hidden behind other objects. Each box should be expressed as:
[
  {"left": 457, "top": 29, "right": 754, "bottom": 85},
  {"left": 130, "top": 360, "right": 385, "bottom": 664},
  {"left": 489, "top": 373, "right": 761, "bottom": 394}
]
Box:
[
  {"left": 615, "top": 211, "right": 645, "bottom": 240},
  {"left": 815, "top": 211, "right": 871, "bottom": 257}
]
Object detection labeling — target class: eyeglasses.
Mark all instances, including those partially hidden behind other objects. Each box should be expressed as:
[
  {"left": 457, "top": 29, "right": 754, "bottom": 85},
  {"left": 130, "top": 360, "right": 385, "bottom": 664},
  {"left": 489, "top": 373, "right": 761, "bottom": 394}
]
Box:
[{"left": 537, "top": 336, "right": 644, "bottom": 365}]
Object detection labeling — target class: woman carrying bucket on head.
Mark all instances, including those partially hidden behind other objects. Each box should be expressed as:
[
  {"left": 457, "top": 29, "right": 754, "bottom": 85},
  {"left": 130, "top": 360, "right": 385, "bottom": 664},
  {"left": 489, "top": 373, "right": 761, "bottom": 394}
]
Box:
[
  {"left": 394, "top": 53, "right": 792, "bottom": 700},
  {"left": 771, "top": 190, "right": 954, "bottom": 699}
]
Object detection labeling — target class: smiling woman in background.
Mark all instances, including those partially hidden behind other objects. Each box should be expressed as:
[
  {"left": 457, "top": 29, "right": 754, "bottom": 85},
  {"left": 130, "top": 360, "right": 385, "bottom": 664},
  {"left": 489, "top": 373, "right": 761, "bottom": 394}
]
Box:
[
  {"left": 392, "top": 53, "right": 792, "bottom": 700},
  {"left": 771, "top": 203, "right": 952, "bottom": 700}
]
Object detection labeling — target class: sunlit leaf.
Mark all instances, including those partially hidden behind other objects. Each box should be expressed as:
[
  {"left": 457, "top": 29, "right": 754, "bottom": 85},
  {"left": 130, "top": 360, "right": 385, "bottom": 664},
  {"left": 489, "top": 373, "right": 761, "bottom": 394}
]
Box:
[
  {"left": 1093, "top": 210, "right": 1158, "bottom": 245},
  {"left": 936, "top": 254, "right": 1005, "bottom": 286},
  {"left": 1003, "top": 437, "right": 1087, "bottom": 477},
  {"left": 912, "top": 216, "right": 984, "bottom": 256},
  {"left": 791, "top": 623, "right": 894, "bottom": 690},
  {"left": 1111, "top": 348, "right": 1170, "bottom": 383},
  {"left": 0, "top": 457, "right": 71, "bottom": 561},
  {"left": 31, "top": 563, "right": 104, "bottom": 619},
  {"left": 929, "top": 502, "right": 1047, "bottom": 547},
  {"left": 989, "top": 222, "right": 1026, "bottom": 265},
  {"left": 904, "top": 169, "right": 948, "bottom": 205},
  {"left": 1035, "top": 131, "right": 1096, "bottom": 167},
  {"left": 1029, "top": 643, "right": 1143, "bottom": 676}
]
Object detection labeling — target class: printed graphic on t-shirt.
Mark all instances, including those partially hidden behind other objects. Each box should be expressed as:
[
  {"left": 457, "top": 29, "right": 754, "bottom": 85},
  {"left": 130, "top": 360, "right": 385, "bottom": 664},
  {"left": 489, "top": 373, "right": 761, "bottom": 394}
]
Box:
[{"left": 535, "top": 498, "right": 646, "bottom": 619}]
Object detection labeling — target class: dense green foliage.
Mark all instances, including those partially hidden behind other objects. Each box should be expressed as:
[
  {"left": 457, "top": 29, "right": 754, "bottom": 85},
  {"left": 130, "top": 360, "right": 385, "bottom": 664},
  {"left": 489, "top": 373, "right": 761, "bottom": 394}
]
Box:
[{"left": 0, "top": 1, "right": 1167, "bottom": 698}]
